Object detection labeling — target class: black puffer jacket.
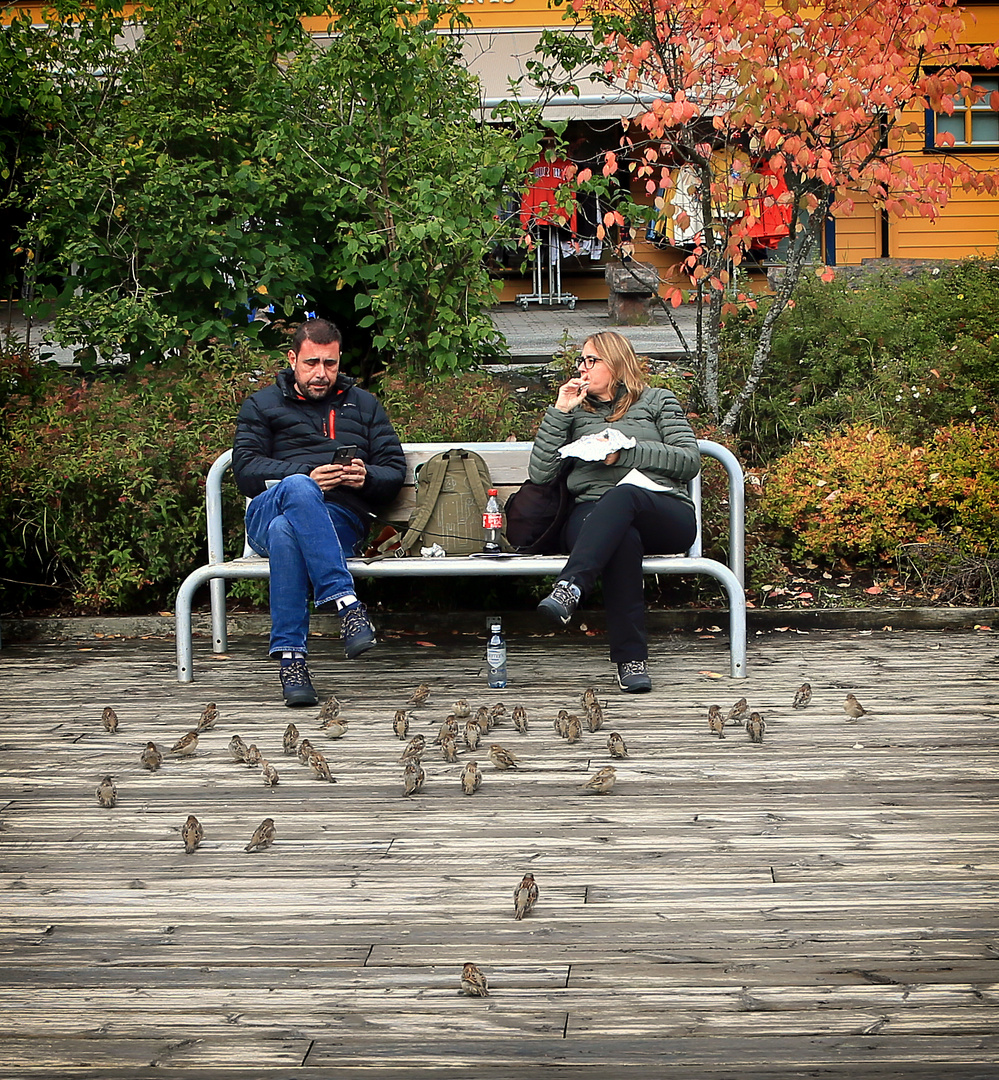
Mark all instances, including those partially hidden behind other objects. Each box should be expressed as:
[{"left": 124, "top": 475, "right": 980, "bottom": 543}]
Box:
[{"left": 232, "top": 368, "right": 406, "bottom": 522}]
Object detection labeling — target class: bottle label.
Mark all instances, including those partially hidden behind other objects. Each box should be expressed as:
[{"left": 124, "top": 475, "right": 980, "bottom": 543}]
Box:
[
  {"left": 486, "top": 645, "right": 506, "bottom": 668},
  {"left": 483, "top": 512, "right": 503, "bottom": 530}
]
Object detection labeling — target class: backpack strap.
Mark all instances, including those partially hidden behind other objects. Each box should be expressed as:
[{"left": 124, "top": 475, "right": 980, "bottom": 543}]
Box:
[
  {"left": 394, "top": 450, "right": 453, "bottom": 555},
  {"left": 458, "top": 449, "right": 491, "bottom": 512}
]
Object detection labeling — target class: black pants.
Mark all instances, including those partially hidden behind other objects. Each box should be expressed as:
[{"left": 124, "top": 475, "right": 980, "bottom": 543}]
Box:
[{"left": 559, "top": 486, "right": 697, "bottom": 664}]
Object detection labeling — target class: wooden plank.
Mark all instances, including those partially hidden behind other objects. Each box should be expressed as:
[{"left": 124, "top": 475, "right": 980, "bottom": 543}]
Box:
[{"left": 1, "top": 629, "right": 998, "bottom": 1074}]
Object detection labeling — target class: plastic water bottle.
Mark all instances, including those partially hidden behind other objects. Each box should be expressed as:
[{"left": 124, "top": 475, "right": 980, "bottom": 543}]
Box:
[
  {"left": 486, "top": 619, "right": 507, "bottom": 688},
  {"left": 482, "top": 488, "right": 503, "bottom": 555}
]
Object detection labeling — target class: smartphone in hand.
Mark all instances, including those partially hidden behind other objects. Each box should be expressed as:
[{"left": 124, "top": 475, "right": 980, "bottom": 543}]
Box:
[{"left": 333, "top": 444, "right": 359, "bottom": 464}]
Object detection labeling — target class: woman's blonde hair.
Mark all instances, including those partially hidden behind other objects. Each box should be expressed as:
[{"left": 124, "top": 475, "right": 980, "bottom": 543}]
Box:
[{"left": 583, "top": 331, "right": 648, "bottom": 422}]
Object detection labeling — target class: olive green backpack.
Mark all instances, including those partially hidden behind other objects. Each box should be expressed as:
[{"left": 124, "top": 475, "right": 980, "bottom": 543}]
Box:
[{"left": 395, "top": 448, "right": 498, "bottom": 556}]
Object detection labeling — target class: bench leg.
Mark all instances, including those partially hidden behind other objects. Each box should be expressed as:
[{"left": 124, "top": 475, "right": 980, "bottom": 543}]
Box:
[
  {"left": 210, "top": 577, "right": 228, "bottom": 654},
  {"left": 175, "top": 565, "right": 222, "bottom": 683}
]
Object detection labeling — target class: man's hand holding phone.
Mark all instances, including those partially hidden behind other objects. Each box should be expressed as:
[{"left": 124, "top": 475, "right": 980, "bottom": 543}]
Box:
[{"left": 310, "top": 445, "right": 366, "bottom": 491}]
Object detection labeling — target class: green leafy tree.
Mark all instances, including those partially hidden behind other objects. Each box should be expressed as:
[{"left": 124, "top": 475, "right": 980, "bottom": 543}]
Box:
[
  {"left": 299, "top": 0, "right": 539, "bottom": 375},
  {"left": 5, "top": 0, "right": 537, "bottom": 373}
]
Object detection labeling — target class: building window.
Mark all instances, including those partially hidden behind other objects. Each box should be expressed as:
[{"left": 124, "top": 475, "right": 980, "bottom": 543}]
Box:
[{"left": 931, "top": 76, "right": 999, "bottom": 148}]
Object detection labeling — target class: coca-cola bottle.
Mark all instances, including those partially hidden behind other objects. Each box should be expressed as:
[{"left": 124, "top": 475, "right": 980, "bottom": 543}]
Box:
[{"left": 482, "top": 488, "right": 503, "bottom": 555}]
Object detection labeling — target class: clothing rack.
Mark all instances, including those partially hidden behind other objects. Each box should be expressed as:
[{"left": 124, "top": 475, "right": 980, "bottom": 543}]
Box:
[{"left": 515, "top": 224, "right": 577, "bottom": 310}]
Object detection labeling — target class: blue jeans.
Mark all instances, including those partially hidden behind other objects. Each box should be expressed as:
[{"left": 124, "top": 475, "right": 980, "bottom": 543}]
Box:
[{"left": 245, "top": 474, "right": 366, "bottom": 656}]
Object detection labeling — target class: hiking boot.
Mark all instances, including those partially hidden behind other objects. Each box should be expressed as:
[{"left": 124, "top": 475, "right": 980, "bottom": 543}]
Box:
[
  {"left": 537, "top": 580, "right": 581, "bottom": 626},
  {"left": 617, "top": 660, "right": 652, "bottom": 694},
  {"left": 339, "top": 601, "right": 377, "bottom": 659},
  {"left": 280, "top": 659, "right": 318, "bottom": 707}
]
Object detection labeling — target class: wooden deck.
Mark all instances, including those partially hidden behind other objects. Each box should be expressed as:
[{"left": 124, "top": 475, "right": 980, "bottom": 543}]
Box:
[{"left": 1, "top": 624, "right": 998, "bottom": 1078}]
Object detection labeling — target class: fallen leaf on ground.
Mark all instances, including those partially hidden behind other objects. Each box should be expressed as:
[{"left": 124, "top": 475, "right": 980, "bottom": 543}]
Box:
[{"left": 416, "top": 640, "right": 437, "bottom": 647}]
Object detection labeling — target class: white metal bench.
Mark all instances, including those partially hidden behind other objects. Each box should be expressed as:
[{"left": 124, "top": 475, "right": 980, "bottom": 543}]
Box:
[{"left": 174, "top": 440, "right": 747, "bottom": 681}]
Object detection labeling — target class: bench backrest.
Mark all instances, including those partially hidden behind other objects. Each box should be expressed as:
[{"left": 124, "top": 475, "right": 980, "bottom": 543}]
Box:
[{"left": 207, "top": 440, "right": 745, "bottom": 583}]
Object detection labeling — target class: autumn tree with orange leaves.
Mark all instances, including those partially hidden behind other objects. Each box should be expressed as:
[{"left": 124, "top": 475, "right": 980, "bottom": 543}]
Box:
[{"left": 541, "top": 0, "right": 999, "bottom": 431}]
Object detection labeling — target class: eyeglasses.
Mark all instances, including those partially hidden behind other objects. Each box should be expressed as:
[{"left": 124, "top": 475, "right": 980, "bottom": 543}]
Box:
[{"left": 578, "top": 354, "right": 605, "bottom": 370}]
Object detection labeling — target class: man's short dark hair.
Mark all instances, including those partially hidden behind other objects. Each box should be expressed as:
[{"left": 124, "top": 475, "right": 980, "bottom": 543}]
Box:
[{"left": 292, "top": 318, "right": 342, "bottom": 354}]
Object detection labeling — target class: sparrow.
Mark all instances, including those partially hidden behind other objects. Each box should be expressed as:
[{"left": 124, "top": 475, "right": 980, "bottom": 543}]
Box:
[
  {"left": 282, "top": 723, "right": 300, "bottom": 755},
  {"left": 297, "top": 738, "right": 315, "bottom": 766},
  {"left": 196, "top": 702, "right": 218, "bottom": 731},
  {"left": 747, "top": 712, "right": 767, "bottom": 743},
  {"left": 101, "top": 706, "right": 119, "bottom": 733},
  {"left": 309, "top": 750, "right": 335, "bottom": 783},
  {"left": 513, "top": 873, "right": 538, "bottom": 920},
  {"left": 182, "top": 814, "right": 203, "bottom": 854},
  {"left": 452, "top": 699, "right": 471, "bottom": 719},
  {"left": 440, "top": 735, "right": 459, "bottom": 763},
  {"left": 407, "top": 683, "right": 431, "bottom": 707},
  {"left": 171, "top": 731, "right": 199, "bottom": 757},
  {"left": 512, "top": 705, "right": 529, "bottom": 734},
  {"left": 707, "top": 704, "right": 722, "bottom": 724},
  {"left": 244, "top": 817, "right": 275, "bottom": 852},
  {"left": 582, "top": 688, "right": 599, "bottom": 708},
  {"left": 708, "top": 713, "right": 726, "bottom": 738},
  {"left": 317, "top": 694, "right": 342, "bottom": 723},
  {"left": 844, "top": 693, "right": 867, "bottom": 719},
  {"left": 581, "top": 765, "right": 617, "bottom": 794},
  {"left": 585, "top": 702, "right": 604, "bottom": 733},
  {"left": 140, "top": 741, "right": 163, "bottom": 771},
  {"left": 607, "top": 731, "right": 628, "bottom": 759},
  {"left": 461, "top": 962, "right": 489, "bottom": 997},
  {"left": 244, "top": 743, "right": 262, "bottom": 768},
  {"left": 460, "top": 760, "right": 482, "bottom": 795},
  {"left": 488, "top": 744, "right": 519, "bottom": 770},
  {"left": 398, "top": 734, "right": 426, "bottom": 765},
  {"left": 565, "top": 715, "right": 583, "bottom": 744},
  {"left": 463, "top": 718, "right": 481, "bottom": 751},
  {"left": 474, "top": 705, "right": 491, "bottom": 730},
  {"left": 554, "top": 710, "right": 570, "bottom": 738},
  {"left": 489, "top": 703, "right": 507, "bottom": 724},
  {"left": 320, "top": 718, "right": 349, "bottom": 739},
  {"left": 434, "top": 715, "right": 459, "bottom": 744},
  {"left": 727, "top": 697, "right": 748, "bottom": 725},
  {"left": 403, "top": 761, "right": 426, "bottom": 796},
  {"left": 96, "top": 775, "right": 117, "bottom": 808},
  {"left": 261, "top": 761, "right": 280, "bottom": 787},
  {"left": 793, "top": 682, "right": 812, "bottom": 709},
  {"left": 393, "top": 710, "right": 411, "bottom": 740},
  {"left": 228, "top": 734, "right": 248, "bottom": 763}
]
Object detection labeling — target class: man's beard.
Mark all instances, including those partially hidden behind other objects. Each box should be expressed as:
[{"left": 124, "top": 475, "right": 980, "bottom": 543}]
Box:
[{"left": 297, "top": 379, "right": 331, "bottom": 400}]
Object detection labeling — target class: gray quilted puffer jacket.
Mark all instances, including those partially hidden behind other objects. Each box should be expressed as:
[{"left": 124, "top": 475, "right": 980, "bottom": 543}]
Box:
[{"left": 528, "top": 384, "right": 700, "bottom": 505}]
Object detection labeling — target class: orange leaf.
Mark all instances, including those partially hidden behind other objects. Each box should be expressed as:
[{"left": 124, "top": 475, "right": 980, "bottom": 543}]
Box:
[
  {"left": 865, "top": 585, "right": 883, "bottom": 595},
  {"left": 416, "top": 640, "right": 437, "bottom": 647}
]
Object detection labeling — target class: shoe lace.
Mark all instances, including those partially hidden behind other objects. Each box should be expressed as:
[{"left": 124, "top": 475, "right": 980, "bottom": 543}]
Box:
[
  {"left": 340, "top": 604, "right": 370, "bottom": 637},
  {"left": 619, "top": 660, "right": 648, "bottom": 677},
  {"left": 281, "top": 660, "right": 312, "bottom": 687},
  {"left": 551, "top": 582, "right": 578, "bottom": 608}
]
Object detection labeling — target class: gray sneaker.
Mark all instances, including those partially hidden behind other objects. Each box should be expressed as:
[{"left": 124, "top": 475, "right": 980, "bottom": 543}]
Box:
[
  {"left": 617, "top": 660, "right": 652, "bottom": 693},
  {"left": 537, "top": 580, "right": 581, "bottom": 626}
]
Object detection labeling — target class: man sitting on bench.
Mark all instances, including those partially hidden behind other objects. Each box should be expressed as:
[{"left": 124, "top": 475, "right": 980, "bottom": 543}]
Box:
[{"left": 232, "top": 318, "right": 406, "bottom": 706}]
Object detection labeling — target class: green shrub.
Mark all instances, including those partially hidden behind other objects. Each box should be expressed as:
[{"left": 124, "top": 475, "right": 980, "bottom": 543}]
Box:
[
  {"left": 761, "top": 425, "right": 941, "bottom": 562},
  {"left": 927, "top": 422, "right": 999, "bottom": 552},
  {"left": 380, "top": 370, "right": 543, "bottom": 442},
  {"left": 724, "top": 259, "right": 999, "bottom": 461},
  {"left": 0, "top": 345, "right": 270, "bottom": 612},
  {"left": 762, "top": 421, "right": 999, "bottom": 566}
]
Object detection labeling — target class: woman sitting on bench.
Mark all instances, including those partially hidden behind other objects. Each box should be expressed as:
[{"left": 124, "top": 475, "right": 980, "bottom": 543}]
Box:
[{"left": 530, "top": 331, "right": 701, "bottom": 693}]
